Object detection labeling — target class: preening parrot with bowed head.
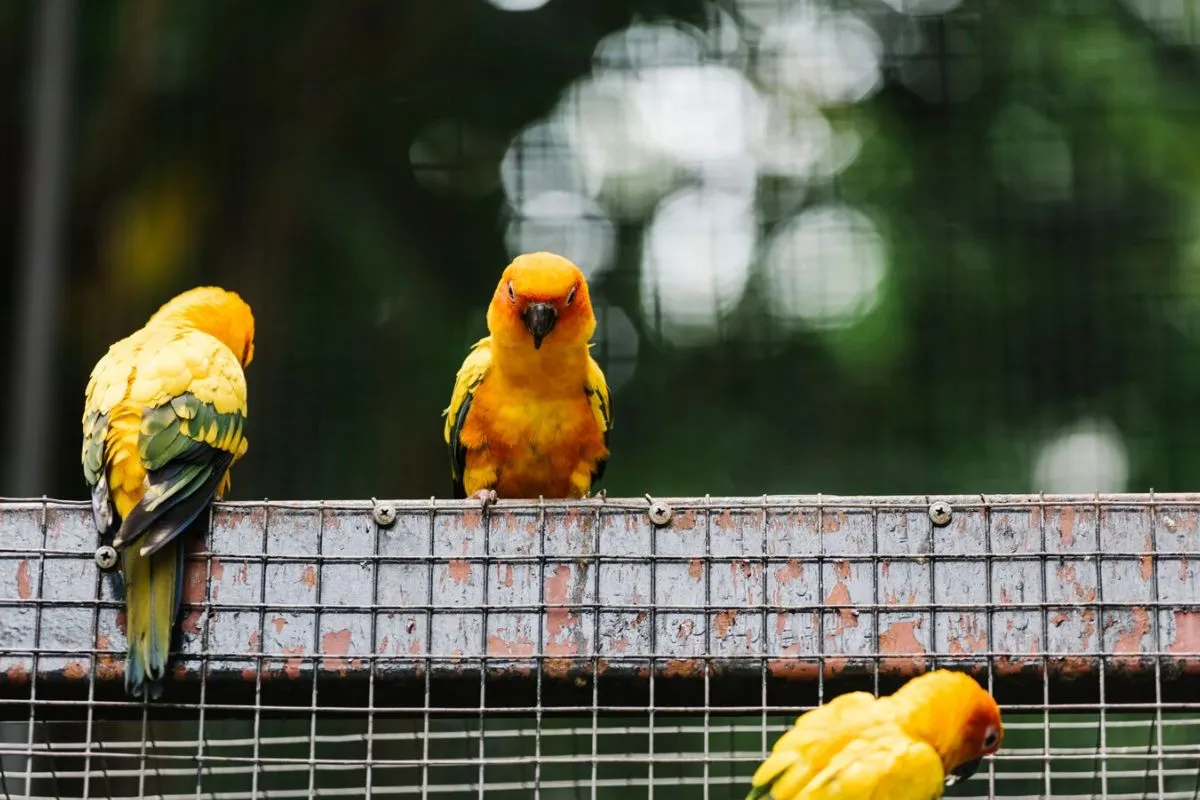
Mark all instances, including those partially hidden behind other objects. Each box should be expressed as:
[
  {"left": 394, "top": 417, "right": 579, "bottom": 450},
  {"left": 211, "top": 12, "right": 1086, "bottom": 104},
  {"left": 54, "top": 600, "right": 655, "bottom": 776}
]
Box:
[
  {"left": 82, "top": 286, "right": 254, "bottom": 699},
  {"left": 746, "top": 669, "right": 1003, "bottom": 800}
]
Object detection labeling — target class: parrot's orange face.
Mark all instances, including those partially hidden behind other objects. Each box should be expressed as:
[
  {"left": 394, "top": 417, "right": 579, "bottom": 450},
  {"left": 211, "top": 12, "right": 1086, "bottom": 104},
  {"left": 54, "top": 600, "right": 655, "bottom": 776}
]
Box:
[
  {"left": 486, "top": 252, "right": 595, "bottom": 351},
  {"left": 150, "top": 286, "right": 256, "bottom": 367},
  {"left": 228, "top": 302, "right": 256, "bottom": 368},
  {"left": 211, "top": 294, "right": 255, "bottom": 368},
  {"left": 946, "top": 691, "right": 1004, "bottom": 784}
]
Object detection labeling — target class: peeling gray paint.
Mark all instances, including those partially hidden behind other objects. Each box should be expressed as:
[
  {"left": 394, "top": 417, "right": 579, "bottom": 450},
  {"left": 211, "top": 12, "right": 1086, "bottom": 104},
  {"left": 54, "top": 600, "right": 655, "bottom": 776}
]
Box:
[{"left": 0, "top": 495, "right": 1197, "bottom": 689}]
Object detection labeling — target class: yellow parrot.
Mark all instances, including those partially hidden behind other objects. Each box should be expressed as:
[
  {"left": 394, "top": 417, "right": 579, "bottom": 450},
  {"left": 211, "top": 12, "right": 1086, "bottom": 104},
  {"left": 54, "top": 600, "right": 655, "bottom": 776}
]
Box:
[
  {"left": 444, "top": 252, "right": 612, "bottom": 503},
  {"left": 82, "top": 286, "right": 254, "bottom": 699},
  {"left": 746, "top": 669, "right": 1003, "bottom": 799}
]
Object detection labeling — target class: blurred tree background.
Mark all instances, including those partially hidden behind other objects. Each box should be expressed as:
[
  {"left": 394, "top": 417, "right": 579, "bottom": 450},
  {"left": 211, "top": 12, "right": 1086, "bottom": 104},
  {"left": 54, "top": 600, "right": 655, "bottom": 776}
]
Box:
[
  {"left": 5, "top": 0, "right": 1200, "bottom": 504},
  {"left": 3, "top": 0, "right": 1200, "bottom": 797}
]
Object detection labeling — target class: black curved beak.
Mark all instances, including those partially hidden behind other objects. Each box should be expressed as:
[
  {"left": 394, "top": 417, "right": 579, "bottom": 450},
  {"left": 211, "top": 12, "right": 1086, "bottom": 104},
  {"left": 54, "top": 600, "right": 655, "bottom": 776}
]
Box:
[
  {"left": 947, "top": 756, "right": 983, "bottom": 786},
  {"left": 522, "top": 303, "right": 557, "bottom": 349}
]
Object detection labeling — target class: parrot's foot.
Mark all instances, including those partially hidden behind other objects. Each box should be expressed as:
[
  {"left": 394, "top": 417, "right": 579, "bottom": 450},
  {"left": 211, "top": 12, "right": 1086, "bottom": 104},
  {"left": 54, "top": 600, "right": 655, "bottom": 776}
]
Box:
[
  {"left": 471, "top": 489, "right": 498, "bottom": 510},
  {"left": 585, "top": 488, "right": 608, "bottom": 501}
]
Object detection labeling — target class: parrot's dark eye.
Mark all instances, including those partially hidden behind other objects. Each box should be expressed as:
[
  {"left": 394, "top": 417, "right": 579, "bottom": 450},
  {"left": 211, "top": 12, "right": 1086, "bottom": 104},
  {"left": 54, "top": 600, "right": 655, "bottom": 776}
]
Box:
[
  {"left": 507, "top": 281, "right": 516, "bottom": 303},
  {"left": 565, "top": 285, "right": 577, "bottom": 306},
  {"left": 982, "top": 727, "right": 999, "bottom": 750}
]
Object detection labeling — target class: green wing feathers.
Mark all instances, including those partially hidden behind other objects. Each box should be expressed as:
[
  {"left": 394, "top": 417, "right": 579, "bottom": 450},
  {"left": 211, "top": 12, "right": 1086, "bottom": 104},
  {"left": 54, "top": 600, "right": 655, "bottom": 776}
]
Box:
[
  {"left": 443, "top": 337, "right": 492, "bottom": 498},
  {"left": 82, "top": 410, "right": 115, "bottom": 536},
  {"left": 82, "top": 410, "right": 107, "bottom": 484},
  {"left": 584, "top": 355, "right": 613, "bottom": 486},
  {"left": 116, "top": 394, "right": 242, "bottom": 699},
  {"left": 114, "top": 393, "right": 244, "bottom": 556}
]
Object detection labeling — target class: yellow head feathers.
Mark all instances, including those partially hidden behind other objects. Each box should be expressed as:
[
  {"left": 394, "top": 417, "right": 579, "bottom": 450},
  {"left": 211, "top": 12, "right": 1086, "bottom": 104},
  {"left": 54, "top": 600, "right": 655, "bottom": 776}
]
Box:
[{"left": 148, "top": 286, "right": 256, "bottom": 367}]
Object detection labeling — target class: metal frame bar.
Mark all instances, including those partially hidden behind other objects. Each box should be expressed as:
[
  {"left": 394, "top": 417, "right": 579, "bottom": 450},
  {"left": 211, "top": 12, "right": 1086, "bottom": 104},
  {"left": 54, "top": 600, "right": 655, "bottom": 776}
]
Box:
[
  {"left": 0, "top": 494, "right": 1197, "bottom": 800},
  {"left": 0, "top": 494, "right": 1196, "bottom": 708}
]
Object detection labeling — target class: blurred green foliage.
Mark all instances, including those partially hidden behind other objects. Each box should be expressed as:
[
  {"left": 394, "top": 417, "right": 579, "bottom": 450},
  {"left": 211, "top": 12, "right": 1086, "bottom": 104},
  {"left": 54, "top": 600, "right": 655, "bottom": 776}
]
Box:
[{"left": 0, "top": 0, "right": 1198, "bottom": 502}]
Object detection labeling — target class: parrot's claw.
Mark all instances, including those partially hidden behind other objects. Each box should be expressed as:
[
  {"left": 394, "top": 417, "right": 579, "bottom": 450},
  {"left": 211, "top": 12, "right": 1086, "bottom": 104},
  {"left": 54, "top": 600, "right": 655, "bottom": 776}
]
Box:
[
  {"left": 471, "top": 489, "right": 498, "bottom": 510},
  {"left": 585, "top": 488, "right": 607, "bottom": 501}
]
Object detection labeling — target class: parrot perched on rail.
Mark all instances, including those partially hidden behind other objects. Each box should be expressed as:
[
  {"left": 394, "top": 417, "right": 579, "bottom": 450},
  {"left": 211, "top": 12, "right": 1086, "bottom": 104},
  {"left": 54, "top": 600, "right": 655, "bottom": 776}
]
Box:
[
  {"left": 746, "top": 669, "right": 1003, "bottom": 800},
  {"left": 82, "top": 286, "right": 254, "bottom": 699},
  {"left": 443, "top": 252, "right": 612, "bottom": 503}
]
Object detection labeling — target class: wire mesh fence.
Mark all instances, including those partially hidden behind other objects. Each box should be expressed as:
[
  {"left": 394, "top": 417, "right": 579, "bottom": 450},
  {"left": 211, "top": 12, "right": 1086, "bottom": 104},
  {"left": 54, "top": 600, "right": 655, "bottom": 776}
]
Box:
[
  {"left": 0, "top": 496, "right": 1198, "bottom": 798},
  {"left": 5, "top": 0, "right": 1200, "bottom": 797}
]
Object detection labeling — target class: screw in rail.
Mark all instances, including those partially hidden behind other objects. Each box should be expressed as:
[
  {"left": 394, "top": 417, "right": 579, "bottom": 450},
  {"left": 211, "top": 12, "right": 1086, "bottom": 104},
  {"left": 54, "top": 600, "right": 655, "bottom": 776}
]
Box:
[
  {"left": 645, "top": 494, "right": 673, "bottom": 527},
  {"left": 928, "top": 500, "right": 953, "bottom": 527},
  {"left": 371, "top": 497, "right": 398, "bottom": 528},
  {"left": 94, "top": 544, "right": 118, "bottom": 571}
]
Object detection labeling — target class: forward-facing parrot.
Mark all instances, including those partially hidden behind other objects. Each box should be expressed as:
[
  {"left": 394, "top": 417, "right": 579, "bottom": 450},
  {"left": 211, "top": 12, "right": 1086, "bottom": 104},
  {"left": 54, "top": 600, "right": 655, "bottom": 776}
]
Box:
[
  {"left": 444, "top": 252, "right": 612, "bottom": 503},
  {"left": 746, "top": 669, "right": 1003, "bottom": 800},
  {"left": 82, "top": 286, "right": 254, "bottom": 699}
]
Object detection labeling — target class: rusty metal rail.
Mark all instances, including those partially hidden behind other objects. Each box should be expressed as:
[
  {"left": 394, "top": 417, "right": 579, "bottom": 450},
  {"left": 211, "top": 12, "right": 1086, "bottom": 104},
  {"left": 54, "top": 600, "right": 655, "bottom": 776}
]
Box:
[{"left": 1, "top": 495, "right": 1198, "bottom": 710}]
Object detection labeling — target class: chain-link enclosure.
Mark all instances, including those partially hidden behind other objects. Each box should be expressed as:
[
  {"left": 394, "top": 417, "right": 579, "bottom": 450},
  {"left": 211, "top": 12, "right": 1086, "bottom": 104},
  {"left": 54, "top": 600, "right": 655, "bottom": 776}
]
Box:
[{"left": 1, "top": 496, "right": 1198, "bottom": 798}]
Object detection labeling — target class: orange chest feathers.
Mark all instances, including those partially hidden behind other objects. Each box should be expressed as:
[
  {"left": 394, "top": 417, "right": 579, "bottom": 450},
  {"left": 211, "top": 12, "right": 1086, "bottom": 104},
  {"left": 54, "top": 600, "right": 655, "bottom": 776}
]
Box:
[{"left": 461, "top": 379, "right": 607, "bottom": 498}]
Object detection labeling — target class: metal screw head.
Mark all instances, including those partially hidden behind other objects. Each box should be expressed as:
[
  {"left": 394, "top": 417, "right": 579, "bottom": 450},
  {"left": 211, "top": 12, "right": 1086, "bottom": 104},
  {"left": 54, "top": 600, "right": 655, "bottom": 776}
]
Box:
[
  {"left": 94, "top": 545, "right": 118, "bottom": 571},
  {"left": 372, "top": 501, "right": 397, "bottom": 528},
  {"left": 928, "top": 500, "right": 953, "bottom": 527},
  {"left": 648, "top": 500, "right": 673, "bottom": 527}
]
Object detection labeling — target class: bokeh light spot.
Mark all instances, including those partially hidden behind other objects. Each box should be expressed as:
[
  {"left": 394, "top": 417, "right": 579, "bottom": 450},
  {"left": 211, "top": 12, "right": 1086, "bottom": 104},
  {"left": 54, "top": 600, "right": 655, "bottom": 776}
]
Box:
[
  {"left": 758, "top": 8, "right": 883, "bottom": 106},
  {"left": 641, "top": 188, "right": 758, "bottom": 345},
  {"left": 486, "top": 0, "right": 553, "bottom": 11},
  {"left": 1120, "top": 0, "right": 1200, "bottom": 46},
  {"left": 593, "top": 304, "right": 641, "bottom": 394},
  {"left": 879, "top": 0, "right": 964, "bottom": 16},
  {"left": 500, "top": 118, "right": 587, "bottom": 208},
  {"left": 1032, "top": 418, "right": 1130, "bottom": 493},
  {"left": 753, "top": 94, "right": 832, "bottom": 179},
  {"left": 762, "top": 204, "right": 887, "bottom": 331},
  {"left": 504, "top": 191, "right": 616, "bottom": 280},
  {"left": 557, "top": 73, "right": 680, "bottom": 217},
  {"left": 593, "top": 21, "right": 706, "bottom": 70},
  {"left": 631, "top": 65, "right": 766, "bottom": 167}
]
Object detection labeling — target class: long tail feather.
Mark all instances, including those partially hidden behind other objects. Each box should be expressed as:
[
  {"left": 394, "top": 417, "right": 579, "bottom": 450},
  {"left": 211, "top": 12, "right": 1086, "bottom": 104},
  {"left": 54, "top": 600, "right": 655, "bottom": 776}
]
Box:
[
  {"left": 122, "top": 539, "right": 184, "bottom": 700},
  {"left": 115, "top": 445, "right": 231, "bottom": 698}
]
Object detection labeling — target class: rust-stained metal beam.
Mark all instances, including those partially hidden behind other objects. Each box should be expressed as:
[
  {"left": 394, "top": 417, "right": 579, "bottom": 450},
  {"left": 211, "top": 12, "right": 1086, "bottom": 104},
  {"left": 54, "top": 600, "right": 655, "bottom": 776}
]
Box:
[{"left": 0, "top": 495, "right": 1197, "bottom": 711}]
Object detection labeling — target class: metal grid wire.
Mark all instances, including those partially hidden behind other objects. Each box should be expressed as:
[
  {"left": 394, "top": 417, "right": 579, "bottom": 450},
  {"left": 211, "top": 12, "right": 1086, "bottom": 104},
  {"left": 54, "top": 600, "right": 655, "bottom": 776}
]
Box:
[{"left": 0, "top": 496, "right": 1198, "bottom": 798}]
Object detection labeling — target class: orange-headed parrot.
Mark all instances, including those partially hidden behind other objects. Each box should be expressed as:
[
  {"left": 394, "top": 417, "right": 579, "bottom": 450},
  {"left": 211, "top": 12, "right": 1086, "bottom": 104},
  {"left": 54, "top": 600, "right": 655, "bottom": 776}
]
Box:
[
  {"left": 747, "top": 669, "right": 1003, "bottom": 799},
  {"left": 444, "top": 252, "right": 612, "bottom": 503}
]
